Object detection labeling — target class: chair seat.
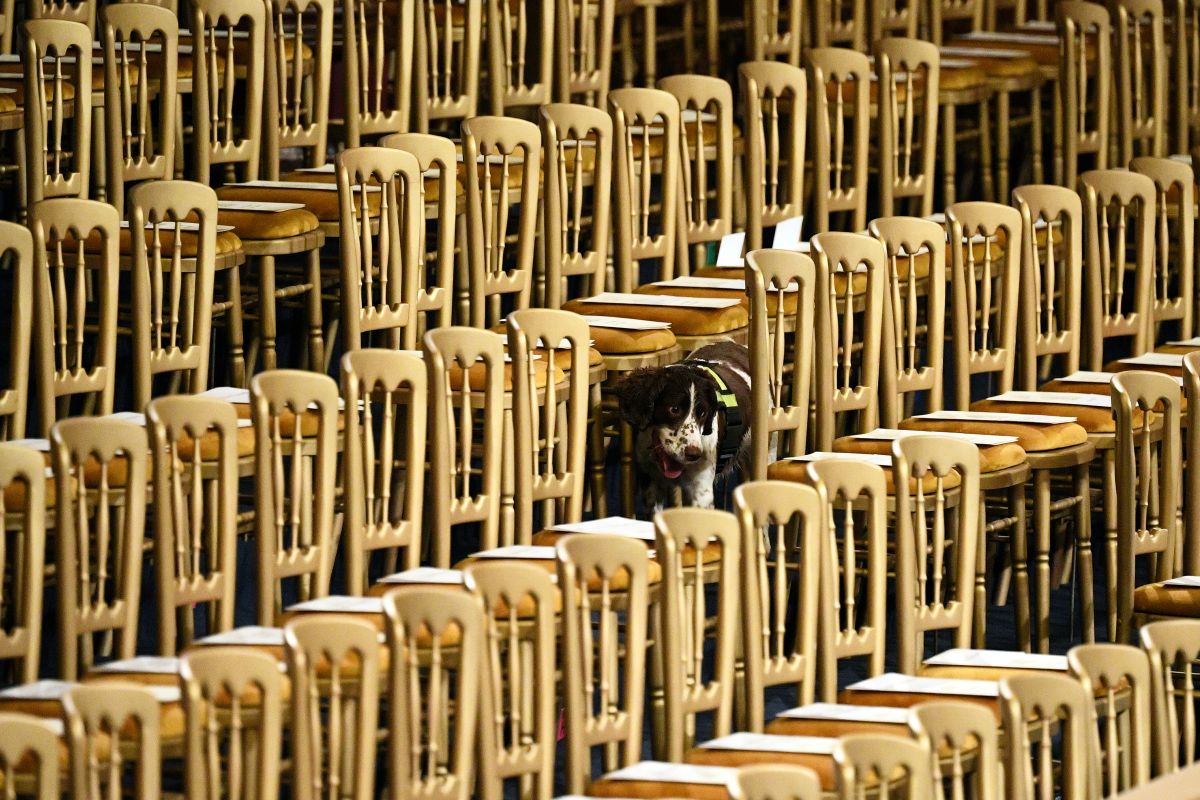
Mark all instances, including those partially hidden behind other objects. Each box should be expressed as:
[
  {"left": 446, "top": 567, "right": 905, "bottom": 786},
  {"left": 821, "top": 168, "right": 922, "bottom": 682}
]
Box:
[
  {"left": 0, "top": 684, "right": 185, "bottom": 742},
  {"left": 173, "top": 423, "right": 257, "bottom": 461},
  {"left": 217, "top": 207, "right": 321, "bottom": 240},
  {"left": 939, "top": 64, "right": 990, "bottom": 92},
  {"left": 633, "top": 282, "right": 797, "bottom": 314},
  {"left": 588, "top": 775, "right": 730, "bottom": 800},
  {"left": 766, "top": 457, "right": 962, "bottom": 494},
  {"left": 832, "top": 434, "right": 1027, "bottom": 472},
  {"left": 898, "top": 416, "right": 1089, "bottom": 452},
  {"left": 970, "top": 398, "right": 1122, "bottom": 434},
  {"left": 585, "top": 324, "right": 679, "bottom": 355},
  {"left": 766, "top": 715, "right": 908, "bottom": 739},
  {"left": 233, "top": 404, "right": 345, "bottom": 437},
  {"left": 456, "top": 552, "right": 662, "bottom": 591},
  {"left": 216, "top": 181, "right": 380, "bottom": 223},
  {"left": 448, "top": 359, "right": 566, "bottom": 391},
  {"left": 561, "top": 298, "right": 748, "bottom": 337},
  {"left": 1133, "top": 582, "right": 1200, "bottom": 618},
  {"left": 80, "top": 227, "right": 243, "bottom": 257},
  {"left": 486, "top": 323, "right": 607, "bottom": 369},
  {"left": 685, "top": 747, "right": 836, "bottom": 791},
  {"left": 629, "top": 120, "right": 743, "bottom": 158},
  {"left": 0, "top": 78, "right": 75, "bottom": 104},
  {"left": 531, "top": 529, "right": 722, "bottom": 566},
  {"left": 839, "top": 687, "right": 1000, "bottom": 717}
]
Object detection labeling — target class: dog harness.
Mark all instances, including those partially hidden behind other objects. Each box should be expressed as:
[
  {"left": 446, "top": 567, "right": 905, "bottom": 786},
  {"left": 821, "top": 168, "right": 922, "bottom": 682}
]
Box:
[{"left": 695, "top": 363, "right": 745, "bottom": 472}]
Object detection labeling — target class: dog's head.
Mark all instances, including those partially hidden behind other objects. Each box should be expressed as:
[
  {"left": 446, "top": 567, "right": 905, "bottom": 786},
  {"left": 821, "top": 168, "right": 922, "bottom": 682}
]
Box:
[{"left": 615, "top": 365, "right": 720, "bottom": 480}]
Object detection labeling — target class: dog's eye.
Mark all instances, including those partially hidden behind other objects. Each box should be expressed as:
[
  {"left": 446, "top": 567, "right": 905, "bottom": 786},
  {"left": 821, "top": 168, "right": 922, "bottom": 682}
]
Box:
[{"left": 669, "top": 405, "right": 682, "bottom": 416}]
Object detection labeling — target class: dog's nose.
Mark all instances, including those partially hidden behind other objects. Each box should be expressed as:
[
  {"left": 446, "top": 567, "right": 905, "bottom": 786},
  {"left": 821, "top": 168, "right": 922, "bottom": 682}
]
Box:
[{"left": 684, "top": 445, "right": 703, "bottom": 462}]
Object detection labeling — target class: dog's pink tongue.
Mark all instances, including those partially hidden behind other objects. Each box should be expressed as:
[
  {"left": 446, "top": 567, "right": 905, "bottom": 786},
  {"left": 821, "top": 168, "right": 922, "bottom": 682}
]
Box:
[{"left": 657, "top": 449, "right": 684, "bottom": 479}]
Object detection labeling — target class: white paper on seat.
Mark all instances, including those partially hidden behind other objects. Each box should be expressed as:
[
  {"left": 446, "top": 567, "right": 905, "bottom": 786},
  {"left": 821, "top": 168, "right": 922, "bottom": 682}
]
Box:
[
  {"left": 940, "top": 58, "right": 980, "bottom": 68},
  {"left": 605, "top": 761, "right": 739, "bottom": 786},
  {"left": 583, "top": 292, "right": 741, "bottom": 310},
  {"left": 787, "top": 451, "right": 893, "bottom": 467},
  {"left": 226, "top": 180, "right": 379, "bottom": 193},
  {"left": 958, "top": 31, "right": 1059, "bottom": 44},
  {"left": 776, "top": 702, "right": 911, "bottom": 724},
  {"left": 8, "top": 438, "right": 50, "bottom": 451},
  {"left": 715, "top": 232, "right": 747, "bottom": 267},
  {"left": 852, "top": 428, "right": 1018, "bottom": 446},
  {"left": 106, "top": 412, "right": 147, "bottom": 426},
  {"left": 914, "top": 410, "right": 1078, "bottom": 425},
  {"left": 289, "top": 595, "right": 384, "bottom": 614},
  {"left": 94, "top": 656, "right": 181, "bottom": 674},
  {"left": 456, "top": 152, "right": 526, "bottom": 165},
  {"left": 989, "top": 390, "right": 1112, "bottom": 408},
  {"left": 1020, "top": 19, "right": 1056, "bottom": 30},
  {"left": 1163, "top": 575, "right": 1200, "bottom": 588},
  {"left": 773, "top": 216, "right": 805, "bottom": 250},
  {"left": 1119, "top": 353, "right": 1186, "bottom": 367},
  {"left": 145, "top": 685, "right": 183, "bottom": 704},
  {"left": 196, "top": 626, "right": 285, "bottom": 646},
  {"left": 218, "top": 200, "right": 307, "bottom": 212},
  {"left": 119, "top": 220, "right": 235, "bottom": 233},
  {"left": 652, "top": 276, "right": 746, "bottom": 291},
  {"left": 699, "top": 733, "right": 838, "bottom": 755},
  {"left": 0, "top": 680, "right": 75, "bottom": 700},
  {"left": 199, "top": 386, "right": 251, "bottom": 404},
  {"left": 583, "top": 315, "right": 671, "bottom": 331},
  {"left": 1060, "top": 370, "right": 1182, "bottom": 387},
  {"left": 923, "top": 648, "right": 1068, "bottom": 671},
  {"left": 1168, "top": 336, "right": 1200, "bottom": 346},
  {"left": 92, "top": 41, "right": 165, "bottom": 53},
  {"left": 472, "top": 545, "right": 557, "bottom": 560},
  {"left": 848, "top": 672, "right": 999, "bottom": 697},
  {"left": 550, "top": 516, "right": 656, "bottom": 541},
  {"left": 295, "top": 164, "right": 336, "bottom": 173},
  {"left": 680, "top": 109, "right": 718, "bottom": 123},
  {"left": 378, "top": 567, "right": 466, "bottom": 585},
  {"left": 940, "top": 45, "right": 1028, "bottom": 58}
]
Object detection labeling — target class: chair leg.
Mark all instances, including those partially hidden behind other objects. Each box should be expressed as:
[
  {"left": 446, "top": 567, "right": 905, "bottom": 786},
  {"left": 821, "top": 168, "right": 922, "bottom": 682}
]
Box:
[
  {"left": 1034, "top": 468, "right": 1052, "bottom": 653},
  {"left": 305, "top": 249, "right": 324, "bottom": 371},
  {"left": 226, "top": 264, "right": 247, "bottom": 388},
  {"left": 1075, "top": 462, "right": 1095, "bottom": 643},
  {"left": 258, "top": 254, "right": 278, "bottom": 372}
]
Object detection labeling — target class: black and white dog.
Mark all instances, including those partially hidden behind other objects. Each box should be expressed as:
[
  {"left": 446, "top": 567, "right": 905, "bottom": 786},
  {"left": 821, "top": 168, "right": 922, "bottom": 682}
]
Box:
[{"left": 614, "top": 341, "right": 752, "bottom": 511}]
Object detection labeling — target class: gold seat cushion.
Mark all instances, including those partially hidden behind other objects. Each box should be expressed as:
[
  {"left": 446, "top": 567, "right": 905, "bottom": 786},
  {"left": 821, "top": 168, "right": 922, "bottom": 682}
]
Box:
[
  {"left": 216, "top": 181, "right": 381, "bottom": 223},
  {"left": 486, "top": 323, "right": 607, "bottom": 369},
  {"left": 1133, "top": 582, "right": 1200, "bottom": 618},
  {"left": 633, "top": 282, "right": 797, "bottom": 314},
  {"left": 561, "top": 298, "right": 747, "bottom": 337},
  {"left": 629, "top": 120, "right": 744, "bottom": 158},
  {"left": 585, "top": 324, "right": 679, "bottom": 355},
  {"left": 81, "top": 227, "right": 243, "bottom": 256},
  {"left": 216, "top": 207, "right": 321, "bottom": 240},
  {"left": 947, "top": 36, "right": 1063, "bottom": 67},
  {"left": 448, "top": 359, "right": 565, "bottom": 391},
  {"left": 456, "top": 552, "right": 662, "bottom": 592},
  {"left": 898, "top": 416, "right": 1089, "bottom": 452},
  {"left": 531, "top": 529, "right": 722, "bottom": 567},
  {"left": 0, "top": 78, "right": 75, "bottom": 104},
  {"left": 939, "top": 64, "right": 989, "bottom": 91},
  {"left": 588, "top": 776, "right": 729, "bottom": 800},
  {"left": 766, "top": 716, "right": 908, "bottom": 739},
  {"left": 173, "top": 423, "right": 257, "bottom": 461},
  {"left": 970, "top": 398, "right": 1121, "bottom": 434},
  {"left": 766, "top": 456, "right": 962, "bottom": 494},
  {"left": 963, "top": 55, "right": 1041, "bottom": 78},
  {"left": 232, "top": 404, "right": 345, "bottom": 437},
  {"left": 833, "top": 434, "right": 1027, "bottom": 473},
  {"left": 0, "top": 686, "right": 185, "bottom": 742},
  {"left": 685, "top": 747, "right": 836, "bottom": 791},
  {"left": 0, "top": 93, "right": 14, "bottom": 113}
]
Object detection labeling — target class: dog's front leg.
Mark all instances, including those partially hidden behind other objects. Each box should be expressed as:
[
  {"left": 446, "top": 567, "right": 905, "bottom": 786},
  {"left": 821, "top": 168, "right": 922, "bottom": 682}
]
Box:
[{"left": 682, "top": 466, "right": 717, "bottom": 509}]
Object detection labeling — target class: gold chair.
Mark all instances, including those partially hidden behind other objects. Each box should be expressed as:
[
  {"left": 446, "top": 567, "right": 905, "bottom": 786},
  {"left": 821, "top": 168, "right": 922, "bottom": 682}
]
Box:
[
  {"left": 382, "top": 586, "right": 493, "bottom": 800},
  {"left": 285, "top": 615, "right": 381, "bottom": 800},
  {"left": 1000, "top": 673, "right": 1096, "bottom": 799},
  {"left": 1170, "top": 0, "right": 1200, "bottom": 153},
  {"left": 833, "top": 733, "right": 933, "bottom": 799},
  {"left": 740, "top": 61, "right": 806, "bottom": 252},
  {"left": 250, "top": 369, "right": 338, "bottom": 624},
  {"left": 52, "top": 417, "right": 147, "bottom": 679},
  {"left": 732, "top": 765, "right": 822, "bottom": 800},
  {"left": 0, "top": 713, "right": 60, "bottom": 799},
  {"left": 909, "top": 700, "right": 1001, "bottom": 799},
  {"left": 0, "top": 445, "right": 46, "bottom": 683},
  {"left": 1067, "top": 642, "right": 1153, "bottom": 793},
  {"left": 1139, "top": 619, "right": 1200, "bottom": 775},
  {"left": 747, "top": 0, "right": 802, "bottom": 65},
  {"left": 0, "top": 221, "right": 32, "bottom": 439},
  {"left": 31, "top": 199, "right": 119, "bottom": 434},
  {"left": 63, "top": 684, "right": 161, "bottom": 800},
  {"left": 341, "top": 349, "right": 427, "bottom": 593},
  {"left": 1057, "top": 0, "right": 1111, "bottom": 188},
  {"left": 180, "top": 647, "right": 284, "bottom": 800},
  {"left": 1112, "top": 0, "right": 1167, "bottom": 164},
  {"left": 414, "top": 0, "right": 482, "bottom": 132},
  {"left": 807, "top": 48, "right": 869, "bottom": 234},
  {"left": 733, "top": 480, "right": 825, "bottom": 723},
  {"left": 557, "top": 534, "right": 650, "bottom": 792},
  {"left": 22, "top": 19, "right": 91, "bottom": 206},
  {"left": 146, "top": 395, "right": 239, "bottom": 653},
  {"left": 263, "top": 0, "right": 333, "bottom": 177},
  {"left": 875, "top": 38, "right": 939, "bottom": 219},
  {"left": 1131, "top": 156, "right": 1194, "bottom": 343},
  {"left": 342, "top": 0, "right": 413, "bottom": 147},
  {"left": 555, "top": 0, "right": 614, "bottom": 106},
  {"left": 487, "top": 0, "right": 553, "bottom": 113}
]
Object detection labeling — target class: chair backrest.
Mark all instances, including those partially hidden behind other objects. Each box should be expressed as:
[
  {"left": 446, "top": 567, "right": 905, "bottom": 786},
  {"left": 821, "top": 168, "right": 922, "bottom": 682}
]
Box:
[
  {"left": 557, "top": 534, "right": 649, "bottom": 792},
  {"left": 1068, "top": 643, "right": 1153, "bottom": 793},
  {"left": 99, "top": 3, "right": 178, "bottom": 215},
  {"left": 1001, "top": 673, "right": 1095, "bottom": 800},
  {"left": 540, "top": 103, "right": 612, "bottom": 308},
  {"left": 812, "top": 232, "right": 885, "bottom": 449},
  {"left": 129, "top": 180, "right": 217, "bottom": 410},
  {"left": 337, "top": 146, "right": 425, "bottom": 351},
  {"left": 340, "top": 349, "right": 427, "bottom": 593},
  {"left": 931, "top": 0, "right": 986, "bottom": 41},
  {"left": 22, "top": 19, "right": 92, "bottom": 203},
  {"left": 0, "top": 713, "right": 59, "bottom": 799},
  {"left": 147, "top": 395, "right": 239, "bottom": 653},
  {"left": 659, "top": 75, "right": 736, "bottom": 272},
  {"left": 1171, "top": 0, "right": 1200, "bottom": 153},
  {"left": 189, "top": 0, "right": 266, "bottom": 182},
  {"left": 464, "top": 560, "right": 558, "bottom": 800},
  {"left": 342, "top": 0, "right": 414, "bottom": 146},
  {"left": 487, "top": 0, "right": 552, "bottom": 111},
  {"left": 745, "top": 248, "right": 817, "bottom": 477},
  {"left": 554, "top": 0, "right": 614, "bottom": 106},
  {"left": 508, "top": 309, "right": 589, "bottom": 540},
  {"left": 946, "top": 201, "right": 1022, "bottom": 408},
  {"left": 1113, "top": 0, "right": 1167, "bottom": 164},
  {"left": 285, "top": 615, "right": 381, "bottom": 800},
  {"left": 892, "top": 435, "right": 981, "bottom": 673},
  {"left": 654, "top": 508, "right": 740, "bottom": 760},
  {"left": 816, "top": 0, "right": 867, "bottom": 49},
  {"left": 378, "top": 131, "right": 456, "bottom": 331},
  {"left": 909, "top": 701, "right": 1001, "bottom": 800},
  {"left": 1184, "top": 350, "right": 1200, "bottom": 574},
  {"left": 51, "top": 417, "right": 147, "bottom": 678},
  {"left": 807, "top": 48, "right": 870, "bottom": 234},
  {"left": 1140, "top": 619, "right": 1200, "bottom": 774},
  {"left": 263, "top": 0, "right": 333, "bottom": 177},
  {"left": 871, "top": 216, "right": 946, "bottom": 425},
  {"left": 28, "top": 0, "right": 93, "bottom": 27},
  {"left": 30, "top": 198, "right": 119, "bottom": 434},
  {"left": 873, "top": 0, "right": 920, "bottom": 40},
  {"left": 875, "top": 39, "right": 939, "bottom": 218},
  {"left": 1131, "top": 156, "right": 1194, "bottom": 342},
  {"left": 384, "top": 586, "right": 490, "bottom": 800},
  {"left": 804, "top": 459, "right": 888, "bottom": 694},
  {"left": 1111, "top": 370, "right": 1182, "bottom": 640},
  {"left": 63, "top": 684, "right": 161, "bottom": 800},
  {"left": 1013, "top": 184, "right": 1085, "bottom": 388},
  {"left": 834, "top": 733, "right": 933, "bottom": 799},
  {"left": 250, "top": 369, "right": 338, "bottom": 624},
  {"left": 747, "top": 0, "right": 802, "bottom": 65},
  {"left": 462, "top": 115, "right": 540, "bottom": 327},
  {"left": 414, "top": 0, "right": 481, "bottom": 131},
  {"left": 1057, "top": 0, "right": 1112, "bottom": 188},
  {"left": 425, "top": 326, "right": 505, "bottom": 566},
  {"left": 181, "top": 646, "right": 284, "bottom": 800},
  {"left": 0, "top": 445, "right": 45, "bottom": 682},
  {"left": 0, "top": 221, "right": 33, "bottom": 439},
  {"left": 734, "top": 480, "right": 826, "bottom": 720},
  {"left": 609, "top": 87, "right": 680, "bottom": 290},
  {"left": 740, "top": 61, "right": 806, "bottom": 251},
  {"left": 731, "top": 765, "right": 822, "bottom": 800}
]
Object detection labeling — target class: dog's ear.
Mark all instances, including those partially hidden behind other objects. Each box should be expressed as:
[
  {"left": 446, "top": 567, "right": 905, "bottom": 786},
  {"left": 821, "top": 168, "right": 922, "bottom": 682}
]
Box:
[
  {"left": 693, "top": 370, "right": 721, "bottom": 436},
  {"left": 614, "top": 368, "right": 663, "bottom": 430}
]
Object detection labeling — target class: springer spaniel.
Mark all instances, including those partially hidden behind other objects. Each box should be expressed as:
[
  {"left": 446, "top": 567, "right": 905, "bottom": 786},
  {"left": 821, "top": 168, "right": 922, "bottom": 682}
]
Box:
[{"left": 614, "top": 341, "right": 752, "bottom": 511}]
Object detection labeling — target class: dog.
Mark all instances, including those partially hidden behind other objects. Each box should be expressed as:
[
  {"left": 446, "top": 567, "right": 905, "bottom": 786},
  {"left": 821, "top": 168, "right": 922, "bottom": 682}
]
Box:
[{"left": 614, "top": 341, "right": 752, "bottom": 511}]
